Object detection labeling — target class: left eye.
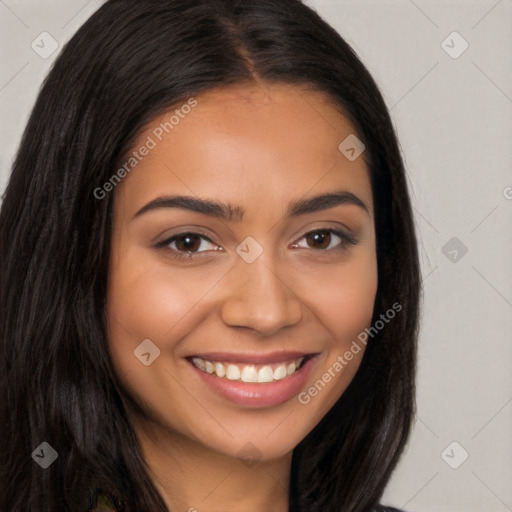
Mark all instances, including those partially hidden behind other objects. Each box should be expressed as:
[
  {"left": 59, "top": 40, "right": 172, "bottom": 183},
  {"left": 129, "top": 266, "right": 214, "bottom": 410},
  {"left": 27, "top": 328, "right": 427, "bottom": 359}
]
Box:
[{"left": 293, "top": 229, "right": 357, "bottom": 252}]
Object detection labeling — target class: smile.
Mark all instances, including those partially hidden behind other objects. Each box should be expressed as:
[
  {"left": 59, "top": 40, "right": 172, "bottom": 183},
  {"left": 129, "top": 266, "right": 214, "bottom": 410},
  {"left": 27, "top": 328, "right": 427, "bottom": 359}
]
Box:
[
  {"left": 186, "top": 351, "right": 319, "bottom": 408},
  {"left": 191, "top": 356, "right": 306, "bottom": 383}
]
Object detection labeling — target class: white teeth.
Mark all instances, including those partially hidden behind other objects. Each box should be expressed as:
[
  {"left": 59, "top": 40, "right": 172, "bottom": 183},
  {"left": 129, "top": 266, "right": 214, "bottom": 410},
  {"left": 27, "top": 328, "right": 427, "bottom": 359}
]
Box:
[
  {"left": 257, "top": 366, "right": 274, "bottom": 383},
  {"left": 215, "top": 362, "right": 226, "bottom": 378},
  {"left": 191, "top": 356, "right": 307, "bottom": 382},
  {"left": 192, "top": 357, "right": 206, "bottom": 371},
  {"left": 205, "top": 360, "right": 214, "bottom": 374},
  {"left": 226, "top": 364, "right": 240, "bottom": 380},
  {"left": 273, "top": 365, "right": 287, "bottom": 380},
  {"left": 241, "top": 366, "right": 258, "bottom": 383}
]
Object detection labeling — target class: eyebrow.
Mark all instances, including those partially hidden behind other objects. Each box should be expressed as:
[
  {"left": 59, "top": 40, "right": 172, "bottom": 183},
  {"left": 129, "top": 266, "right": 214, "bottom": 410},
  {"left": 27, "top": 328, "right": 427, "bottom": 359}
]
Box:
[{"left": 131, "top": 188, "right": 370, "bottom": 222}]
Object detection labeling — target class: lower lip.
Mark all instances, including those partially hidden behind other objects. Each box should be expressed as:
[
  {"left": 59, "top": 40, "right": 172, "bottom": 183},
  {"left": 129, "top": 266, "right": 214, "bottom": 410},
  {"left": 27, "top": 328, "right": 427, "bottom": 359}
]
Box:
[{"left": 188, "top": 356, "right": 318, "bottom": 408}]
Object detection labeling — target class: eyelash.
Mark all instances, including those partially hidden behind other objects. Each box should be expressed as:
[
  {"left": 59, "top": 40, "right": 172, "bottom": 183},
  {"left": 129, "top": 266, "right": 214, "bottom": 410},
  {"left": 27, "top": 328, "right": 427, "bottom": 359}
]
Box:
[{"left": 155, "top": 228, "right": 358, "bottom": 261}]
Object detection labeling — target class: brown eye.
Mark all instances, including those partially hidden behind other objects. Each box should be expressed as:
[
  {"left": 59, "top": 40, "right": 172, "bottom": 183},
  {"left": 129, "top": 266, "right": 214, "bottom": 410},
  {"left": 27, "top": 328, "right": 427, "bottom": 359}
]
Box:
[
  {"left": 304, "top": 230, "right": 332, "bottom": 249},
  {"left": 173, "top": 233, "right": 203, "bottom": 253},
  {"left": 294, "top": 228, "right": 358, "bottom": 253},
  {"left": 154, "top": 232, "right": 219, "bottom": 260}
]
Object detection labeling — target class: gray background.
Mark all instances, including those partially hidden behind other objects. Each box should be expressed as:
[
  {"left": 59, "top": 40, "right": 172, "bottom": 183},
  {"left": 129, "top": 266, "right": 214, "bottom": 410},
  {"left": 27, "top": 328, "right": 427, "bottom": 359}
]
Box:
[{"left": 1, "top": 1, "right": 511, "bottom": 510}]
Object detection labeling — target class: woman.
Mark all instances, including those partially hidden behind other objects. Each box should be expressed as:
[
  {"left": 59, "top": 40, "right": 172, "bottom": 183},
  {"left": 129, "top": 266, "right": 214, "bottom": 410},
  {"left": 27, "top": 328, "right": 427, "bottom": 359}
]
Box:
[{"left": 0, "top": 0, "right": 421, "bottom": 511}]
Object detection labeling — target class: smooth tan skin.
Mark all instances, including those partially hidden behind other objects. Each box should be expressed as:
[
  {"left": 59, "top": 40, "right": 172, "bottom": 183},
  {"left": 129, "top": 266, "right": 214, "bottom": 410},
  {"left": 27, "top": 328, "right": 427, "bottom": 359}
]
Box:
[{"left": 107, "top": 82, "right": 377, "bottom": 512}]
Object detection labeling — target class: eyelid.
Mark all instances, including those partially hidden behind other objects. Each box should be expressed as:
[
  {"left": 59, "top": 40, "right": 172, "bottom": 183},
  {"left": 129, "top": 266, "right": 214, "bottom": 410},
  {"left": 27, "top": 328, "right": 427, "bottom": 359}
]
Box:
[
  {"left": 291, "top": 227, "right": 358, "bottom": 253},
  {"left": 153, "top": 230, "right": 217, "bottom": 251}
]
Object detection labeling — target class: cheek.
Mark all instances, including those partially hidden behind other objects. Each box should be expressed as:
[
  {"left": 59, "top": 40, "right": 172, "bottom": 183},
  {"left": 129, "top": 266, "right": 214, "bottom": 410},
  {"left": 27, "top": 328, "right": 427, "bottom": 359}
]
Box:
[
  {"left": 105, "top": 252, "right": 222, "bottom": 383},
  {"left": 107, "top": 249, "right": 223, "bottom": 341},
  {"left": 306, "top": 250, "right": 378, "bottom": 344},
  {"left": 108, "top": 269, "right": 184, "bottom": 340},
  {"left": 327, "top": 272, "right": 376, "bottom": 341},
  {"left": 295, "top": 250, "right": 377, "bottom": 411}
]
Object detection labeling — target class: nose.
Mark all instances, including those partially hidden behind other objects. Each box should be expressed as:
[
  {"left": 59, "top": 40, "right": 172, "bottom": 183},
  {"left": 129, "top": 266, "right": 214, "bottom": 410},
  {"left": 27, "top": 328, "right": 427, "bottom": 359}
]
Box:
[{"left": 220, "top": 255, "right": 303, "bottom": 337}]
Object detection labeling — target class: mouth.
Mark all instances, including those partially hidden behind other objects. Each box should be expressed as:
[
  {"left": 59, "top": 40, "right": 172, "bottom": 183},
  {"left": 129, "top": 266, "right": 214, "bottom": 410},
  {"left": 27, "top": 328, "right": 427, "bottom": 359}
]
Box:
[
  {"left": 185, "top": 352, "right": 319, "bottom": 408},
  {"left": 189, "top": 354, "right": 311, "bottom": 383}
]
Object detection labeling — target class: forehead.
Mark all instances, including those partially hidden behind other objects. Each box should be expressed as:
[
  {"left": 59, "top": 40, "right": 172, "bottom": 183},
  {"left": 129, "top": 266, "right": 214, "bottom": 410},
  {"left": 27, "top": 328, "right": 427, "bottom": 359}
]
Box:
[{"left": 114, "top": 82, "right": 372, "bottom": 219}]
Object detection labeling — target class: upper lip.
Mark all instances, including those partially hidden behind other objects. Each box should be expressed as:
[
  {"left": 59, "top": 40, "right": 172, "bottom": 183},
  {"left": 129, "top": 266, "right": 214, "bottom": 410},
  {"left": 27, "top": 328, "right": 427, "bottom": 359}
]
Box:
[{"left": 186, "top": 351, "right": 316, "bottom": 364}]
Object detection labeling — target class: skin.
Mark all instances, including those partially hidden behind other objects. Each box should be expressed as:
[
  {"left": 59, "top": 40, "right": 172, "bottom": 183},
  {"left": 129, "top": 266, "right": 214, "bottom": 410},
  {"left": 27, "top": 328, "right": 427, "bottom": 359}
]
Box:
[{"left": 107, "top": 82, "right": 378, "bottom": 512}]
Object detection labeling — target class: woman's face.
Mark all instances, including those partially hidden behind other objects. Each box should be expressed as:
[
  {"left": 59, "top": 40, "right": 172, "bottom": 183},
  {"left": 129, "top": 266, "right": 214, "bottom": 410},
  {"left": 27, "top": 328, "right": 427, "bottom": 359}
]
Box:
[{"left": 107, "top": 82, "right": 377, "bottom": 461}]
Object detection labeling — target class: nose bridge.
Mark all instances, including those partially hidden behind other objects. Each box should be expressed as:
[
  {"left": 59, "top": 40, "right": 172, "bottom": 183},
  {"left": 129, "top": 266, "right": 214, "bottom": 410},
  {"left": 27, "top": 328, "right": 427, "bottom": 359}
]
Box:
[{"left": 220, "top": 251, "right": 303, "bottom": 335}]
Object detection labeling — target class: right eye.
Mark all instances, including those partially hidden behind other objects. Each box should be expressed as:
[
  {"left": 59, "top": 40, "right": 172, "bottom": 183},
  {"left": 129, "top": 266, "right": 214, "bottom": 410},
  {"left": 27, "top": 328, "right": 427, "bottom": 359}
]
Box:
[{"left": 154, "top": 232, "right": 222, "bottom": 260}]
